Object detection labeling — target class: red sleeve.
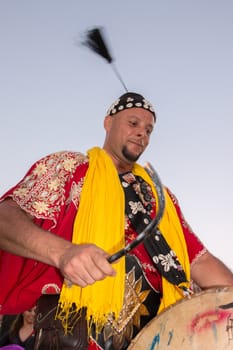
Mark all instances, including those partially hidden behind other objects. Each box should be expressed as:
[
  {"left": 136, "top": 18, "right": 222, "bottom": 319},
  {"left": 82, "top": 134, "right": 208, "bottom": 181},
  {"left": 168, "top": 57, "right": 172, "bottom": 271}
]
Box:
[
  {"left": 0, "top": 151, "right": 89, "bottom": 315},
  {"left": 165, "top": 187, "right": 206, "bottom": 264},
  {"left": 0, "top": 151, "right": 88, "bottom": 228}
]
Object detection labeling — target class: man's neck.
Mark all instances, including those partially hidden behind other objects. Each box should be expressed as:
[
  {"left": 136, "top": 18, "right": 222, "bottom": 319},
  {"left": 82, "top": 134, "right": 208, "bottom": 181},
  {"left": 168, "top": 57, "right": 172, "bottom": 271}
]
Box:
[{"left": 103, "top": 148, "right": 134, "bottom": 174}]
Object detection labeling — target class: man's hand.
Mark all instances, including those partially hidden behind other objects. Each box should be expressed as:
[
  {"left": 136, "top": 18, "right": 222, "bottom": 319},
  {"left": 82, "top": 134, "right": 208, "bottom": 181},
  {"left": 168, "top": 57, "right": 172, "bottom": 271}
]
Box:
[{"left": 57, "top": 243, "right": 116, "bottom": 287}]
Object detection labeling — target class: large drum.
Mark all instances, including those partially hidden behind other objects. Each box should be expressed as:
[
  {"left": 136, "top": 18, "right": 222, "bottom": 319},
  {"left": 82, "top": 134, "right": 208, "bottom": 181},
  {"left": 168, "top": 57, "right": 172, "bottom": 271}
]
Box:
[{"left": 128, "top": 287, "right": 233, "bottom": 349}]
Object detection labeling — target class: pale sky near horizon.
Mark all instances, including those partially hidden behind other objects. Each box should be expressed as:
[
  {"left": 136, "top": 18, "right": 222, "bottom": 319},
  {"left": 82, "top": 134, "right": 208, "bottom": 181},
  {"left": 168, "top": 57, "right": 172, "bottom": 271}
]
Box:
[{"left": 0, "top": 1, "right": 233, "bottom": 269}]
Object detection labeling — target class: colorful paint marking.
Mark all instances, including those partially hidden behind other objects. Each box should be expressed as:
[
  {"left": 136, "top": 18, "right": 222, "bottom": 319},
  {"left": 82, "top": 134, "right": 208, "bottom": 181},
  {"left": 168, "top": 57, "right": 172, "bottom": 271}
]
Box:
[
  {"left": 189, "top": 309, "right": 231, "bottom": 333},
  {"left": 167, "top": 330, "right": 173, "bottom": 345},
  {"left": 149, "top": 330, "right": 174, "bottom": 349},
  {"left": 150, "top": 334, "right": 160, "bottom": 350}
]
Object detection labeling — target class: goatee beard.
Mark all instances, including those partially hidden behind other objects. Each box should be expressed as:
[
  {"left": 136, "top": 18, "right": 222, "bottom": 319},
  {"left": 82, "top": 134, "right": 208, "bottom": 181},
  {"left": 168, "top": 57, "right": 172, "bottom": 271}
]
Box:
[{"left": 122, "top": 146, "right": 141, "bottom": 162}]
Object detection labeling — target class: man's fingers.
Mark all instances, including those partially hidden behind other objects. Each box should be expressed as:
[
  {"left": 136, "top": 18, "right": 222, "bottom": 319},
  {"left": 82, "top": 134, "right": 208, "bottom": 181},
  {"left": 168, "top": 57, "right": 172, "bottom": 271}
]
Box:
[{"left": 61, "top": 245, "right": 117, "bottom": 287}]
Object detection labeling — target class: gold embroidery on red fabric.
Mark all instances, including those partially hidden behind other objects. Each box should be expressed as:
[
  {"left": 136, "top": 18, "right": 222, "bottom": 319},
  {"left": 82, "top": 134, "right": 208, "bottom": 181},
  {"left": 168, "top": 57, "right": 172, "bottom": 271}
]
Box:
[
  {"left": 12, "top": 151, "right": 87, "bottom": 225},
  {"left": 66, "top": 178, "right": 85, "bottom": 208}
]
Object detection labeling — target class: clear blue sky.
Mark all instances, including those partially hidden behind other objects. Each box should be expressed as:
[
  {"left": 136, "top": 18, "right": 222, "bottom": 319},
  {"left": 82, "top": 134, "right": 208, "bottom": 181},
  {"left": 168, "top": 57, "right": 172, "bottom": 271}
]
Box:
[{"left": 0, "top": 1, "right": 232, "bottom": 269}]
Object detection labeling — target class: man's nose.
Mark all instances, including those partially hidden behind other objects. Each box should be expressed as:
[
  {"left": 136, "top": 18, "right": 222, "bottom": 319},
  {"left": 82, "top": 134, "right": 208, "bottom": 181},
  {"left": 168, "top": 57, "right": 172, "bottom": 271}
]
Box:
[{"left": 136, "top": 128, "right": 147, "bottom": 138}]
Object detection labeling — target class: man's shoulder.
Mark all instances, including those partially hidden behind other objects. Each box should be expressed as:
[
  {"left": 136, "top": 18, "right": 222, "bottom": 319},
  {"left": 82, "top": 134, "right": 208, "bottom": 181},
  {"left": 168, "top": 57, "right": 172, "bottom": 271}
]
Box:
[
  {"left": 37, "top": 150, "right": 89, "bottom": 169},
  {"left": 22, "top": 150, "right": 89, "bottom": 184},
  {"left": 46, "top": 150, "right": 88, "bottom": 161}
]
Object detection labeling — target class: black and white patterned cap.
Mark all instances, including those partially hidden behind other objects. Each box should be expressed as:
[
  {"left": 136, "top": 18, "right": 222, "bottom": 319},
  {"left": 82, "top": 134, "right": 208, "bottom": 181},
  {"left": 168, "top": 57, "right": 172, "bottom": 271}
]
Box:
[{"left": 106, "top": 92, "right": 156, "bottom": 120}]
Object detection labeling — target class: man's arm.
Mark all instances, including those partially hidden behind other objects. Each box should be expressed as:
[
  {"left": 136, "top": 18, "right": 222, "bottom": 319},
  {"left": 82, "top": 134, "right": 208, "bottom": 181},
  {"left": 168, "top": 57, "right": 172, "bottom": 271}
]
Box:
[
  {"left": 191, "top": 250, "right": 233, "bottom": 289},
  {"left": 0, "top": 199, "right": 116, "bottom": 287}
]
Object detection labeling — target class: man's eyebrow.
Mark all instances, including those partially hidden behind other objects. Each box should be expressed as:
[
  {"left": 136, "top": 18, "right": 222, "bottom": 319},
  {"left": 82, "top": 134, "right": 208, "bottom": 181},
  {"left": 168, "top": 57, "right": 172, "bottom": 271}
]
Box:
[{"left": 126, "top": 114, "right": 154, "bottom": 127}]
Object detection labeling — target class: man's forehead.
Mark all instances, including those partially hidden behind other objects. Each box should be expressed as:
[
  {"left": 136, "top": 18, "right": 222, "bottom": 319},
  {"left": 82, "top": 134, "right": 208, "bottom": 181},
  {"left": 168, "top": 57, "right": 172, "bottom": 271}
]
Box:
[{"left": 119, "top": 108, "right": 155, "bottom": 124}]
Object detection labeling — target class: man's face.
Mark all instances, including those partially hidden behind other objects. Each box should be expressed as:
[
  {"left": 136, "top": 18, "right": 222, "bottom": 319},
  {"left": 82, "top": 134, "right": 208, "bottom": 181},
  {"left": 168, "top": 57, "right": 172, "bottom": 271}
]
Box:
[{"left": 103, "top": 107, "right": 155, "bottom": 164}]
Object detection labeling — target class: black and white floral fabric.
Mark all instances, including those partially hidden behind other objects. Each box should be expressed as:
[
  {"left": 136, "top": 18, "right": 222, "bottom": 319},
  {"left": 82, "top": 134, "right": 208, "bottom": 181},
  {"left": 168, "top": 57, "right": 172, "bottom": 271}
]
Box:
[{"left": 119, "top": 172, "right": 188, "bottom": 286}]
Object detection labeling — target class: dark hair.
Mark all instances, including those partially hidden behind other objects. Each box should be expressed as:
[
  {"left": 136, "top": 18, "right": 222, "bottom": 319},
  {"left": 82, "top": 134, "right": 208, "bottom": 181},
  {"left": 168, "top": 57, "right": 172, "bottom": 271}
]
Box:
[{"left": 9, "top": 314, "right": 24, "bottom": 341}]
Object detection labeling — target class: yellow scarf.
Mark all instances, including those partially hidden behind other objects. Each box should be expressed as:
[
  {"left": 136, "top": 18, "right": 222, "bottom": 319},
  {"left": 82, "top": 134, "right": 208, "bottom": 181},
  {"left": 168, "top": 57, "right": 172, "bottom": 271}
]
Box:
[{"left": 58, "top": 147, "right": 190, "bottom": 331}]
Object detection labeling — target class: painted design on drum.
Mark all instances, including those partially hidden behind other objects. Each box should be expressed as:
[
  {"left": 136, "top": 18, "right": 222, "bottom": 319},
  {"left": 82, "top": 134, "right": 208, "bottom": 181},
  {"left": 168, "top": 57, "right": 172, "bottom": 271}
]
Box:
[
  {"left": 189, "top": 309, "right": 232, "bottom": 333},
  {"left": 219, "top": 302, "right": 233, "bottom": 341},
  {"left": 188, "top": 300, "right": 233, "bottom": 344},
  {"left": 151, "top": 331, "right": 173, "bottom": 349},
  {"left": 219, "top": 302, "right": 233, "bottom": 310},
  {"left": 149, "top": 334, "right": 160, "bottom": 349},
  {"left": 226, "top": 315, "right": 233, "bottom": 341}
]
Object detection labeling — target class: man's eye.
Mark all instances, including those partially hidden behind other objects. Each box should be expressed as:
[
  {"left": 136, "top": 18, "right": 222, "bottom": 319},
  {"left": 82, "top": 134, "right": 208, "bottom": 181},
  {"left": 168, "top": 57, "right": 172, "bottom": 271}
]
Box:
[{"left": 129, "top": 121, "right": 137, "bottom": 126}]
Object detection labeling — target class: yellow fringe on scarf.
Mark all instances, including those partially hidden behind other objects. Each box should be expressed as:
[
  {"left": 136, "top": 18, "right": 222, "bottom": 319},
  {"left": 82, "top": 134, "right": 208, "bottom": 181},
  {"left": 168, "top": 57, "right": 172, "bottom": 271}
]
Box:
[{"left": 58, "top": 147, "right": 190, "bottom": 332}]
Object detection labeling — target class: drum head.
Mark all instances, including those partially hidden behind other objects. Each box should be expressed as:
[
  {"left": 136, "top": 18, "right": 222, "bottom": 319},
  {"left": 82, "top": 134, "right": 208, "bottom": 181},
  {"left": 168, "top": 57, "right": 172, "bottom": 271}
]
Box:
[{"left": 128, "top": 286, "right": 233, "bottom": 350}]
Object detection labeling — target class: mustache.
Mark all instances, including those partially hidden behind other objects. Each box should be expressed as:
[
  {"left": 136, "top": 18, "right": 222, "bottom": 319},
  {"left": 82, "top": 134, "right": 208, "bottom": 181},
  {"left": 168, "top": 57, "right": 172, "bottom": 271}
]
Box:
[{"left": 130, "top": 139, "right": 145, "bottom": 147}]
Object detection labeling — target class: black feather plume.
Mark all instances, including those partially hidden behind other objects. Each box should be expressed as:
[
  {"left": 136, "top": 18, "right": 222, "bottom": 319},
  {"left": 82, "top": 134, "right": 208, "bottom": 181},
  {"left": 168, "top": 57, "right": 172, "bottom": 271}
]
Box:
[
  {"left": 82, "top": 27, "right": 113, "bottom": 64},
  {"left": 80, "top": 27, "right": 128, "bottom": 92}
]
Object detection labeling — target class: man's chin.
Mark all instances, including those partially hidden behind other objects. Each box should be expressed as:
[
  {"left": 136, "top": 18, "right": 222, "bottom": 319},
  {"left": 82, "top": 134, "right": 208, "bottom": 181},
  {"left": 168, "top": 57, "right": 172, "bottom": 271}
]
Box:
[{"left": 122, "top": 147, "right": 141, "bottom": 162}]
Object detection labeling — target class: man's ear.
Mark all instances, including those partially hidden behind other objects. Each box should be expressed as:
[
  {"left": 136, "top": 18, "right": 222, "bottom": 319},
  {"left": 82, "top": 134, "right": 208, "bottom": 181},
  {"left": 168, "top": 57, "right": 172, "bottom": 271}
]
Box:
[{"left": 104, "top": 115, "right": 113, "bottom": 131}]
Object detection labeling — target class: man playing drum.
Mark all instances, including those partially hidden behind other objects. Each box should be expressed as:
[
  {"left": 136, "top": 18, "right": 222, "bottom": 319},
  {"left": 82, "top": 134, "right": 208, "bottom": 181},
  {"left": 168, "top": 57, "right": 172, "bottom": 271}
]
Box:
[{"left": 0, "top": 92, "right": 233, "bottom": 349}]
